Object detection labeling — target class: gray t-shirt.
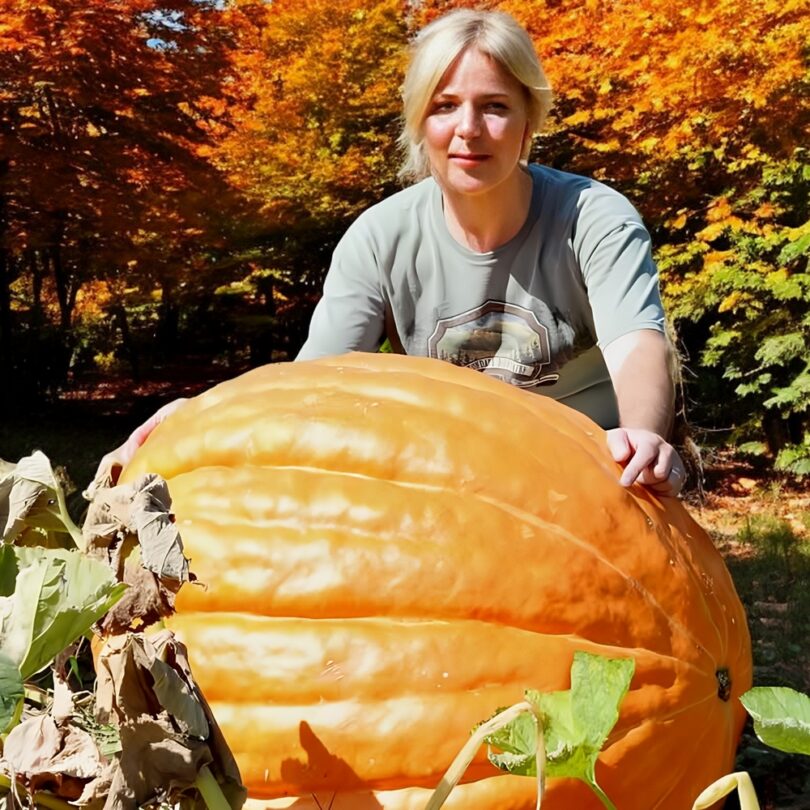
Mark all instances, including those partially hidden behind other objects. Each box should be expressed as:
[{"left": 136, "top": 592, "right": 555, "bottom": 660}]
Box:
[{"left": 297, "top": 163, "right": 665, "bottom": 428}]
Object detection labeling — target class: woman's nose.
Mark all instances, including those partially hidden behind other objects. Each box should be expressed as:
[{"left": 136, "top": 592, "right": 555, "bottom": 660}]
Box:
[{"left": 455, "top": 104, "right": 482, "bottom": 139}]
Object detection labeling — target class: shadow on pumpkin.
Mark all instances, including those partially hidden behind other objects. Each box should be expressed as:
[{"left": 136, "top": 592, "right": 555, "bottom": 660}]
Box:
[{"left": 281, "top": 722, "right": 385, "bottom": 809}]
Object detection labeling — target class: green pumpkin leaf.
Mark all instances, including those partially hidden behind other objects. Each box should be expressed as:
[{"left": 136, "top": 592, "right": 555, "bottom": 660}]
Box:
[
  {"left": 0, "top": 545, "right": 127, "bottom": 679},
  {"left": 486, "top": 710, "right": 538, "bottom": 774},
  {"left": 740, "top": 686, "right": 810, "bottom": 756},
  {"left": 485, "top": 652, "right": 634, "bottom": 807},
  {"left": 0, "top": 652, "right": 24, "bottom": 733}
]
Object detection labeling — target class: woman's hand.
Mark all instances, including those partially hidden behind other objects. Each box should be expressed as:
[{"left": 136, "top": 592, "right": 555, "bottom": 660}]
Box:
[
  {"left": 606, "top": 427, "right": 686, "bottom": 497},
  {"left": 89, "top": 398, "right": 188, "bottom": 492}
]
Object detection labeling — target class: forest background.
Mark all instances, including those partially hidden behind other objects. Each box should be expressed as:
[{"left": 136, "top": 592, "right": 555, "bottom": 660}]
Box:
[{"left": 0, "top": 0, "right": 808, "bottom": 484}]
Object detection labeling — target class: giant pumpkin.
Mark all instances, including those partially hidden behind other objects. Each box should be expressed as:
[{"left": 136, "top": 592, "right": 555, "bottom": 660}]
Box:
[{"left": 121, "top": 352, "right": 752, "bottom": 809}]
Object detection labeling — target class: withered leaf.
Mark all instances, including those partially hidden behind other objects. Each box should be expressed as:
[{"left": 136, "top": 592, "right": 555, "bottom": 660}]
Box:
[
  {"left": 129, "top": 477, "right": 188, "bottom": 582},
  {"left": 4, "top": 714, "right": 101, "bottom": 780},
  {"left": 93, "top": 631, "right": 245, "bottom": 810},
  {"left": 83, "top": 474, "right": 191, "bottom": 631},
  {"left": 98, "top": 556, "right": 181, "bottom": 637},
  {"left": 84, "top": 474, "right": 188, "bottom": 581},
  {"left": 103, "top": 718, "right": 212, "bottom": 810},
  {"left": 0, "top": 452, "right": 60, "bottom": 544}
]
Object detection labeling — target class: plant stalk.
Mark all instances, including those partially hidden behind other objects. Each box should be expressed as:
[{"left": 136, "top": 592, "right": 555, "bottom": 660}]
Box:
[
  {"left": 0, "top": 774, "right": 76, "bottom": 810},
  {"left": 53, "top": 487, "right": 85, "bottom": 551},
  {"left": 195, "top": 765, "right": 233, "bottom": 810},
  {"left": 424, "top": 701, "right": 535, "bottom": 810},
  {"left": 589, "top": 780, "right": 619, "bottom": 810}
]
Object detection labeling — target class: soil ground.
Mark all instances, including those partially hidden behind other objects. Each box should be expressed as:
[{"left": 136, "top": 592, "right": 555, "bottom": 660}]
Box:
[{"left": 683, "top": 457, "right": 810, "bottom": 810}]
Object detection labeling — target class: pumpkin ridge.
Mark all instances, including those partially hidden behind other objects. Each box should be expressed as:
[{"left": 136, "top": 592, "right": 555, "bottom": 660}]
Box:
[
  {"left": 129, "top": 366, "right": 613, "bottom": 488},
  {"left": 472, "top": 492, "right": 724, "bottom": 664},
  {"left": 170, "top": 610, "right": 715, "bottom": 684},
  {"left": 646, "top": 700, "right": 723, "bottom": 810},
  {"left": 166, "top": 464, "right": 724, "bottom": 664},
  {"left": 173, "top": 513, "right": 721, "bottom": 665}
]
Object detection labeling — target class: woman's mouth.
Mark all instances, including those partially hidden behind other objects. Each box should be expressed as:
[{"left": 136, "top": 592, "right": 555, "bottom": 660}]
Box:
[{"left": 449, "top": 153, "right": 489, "bottom": 165}]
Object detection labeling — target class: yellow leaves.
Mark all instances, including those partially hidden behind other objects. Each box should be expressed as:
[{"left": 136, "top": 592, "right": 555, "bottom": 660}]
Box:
[
  {"left": 785, "top": 220, "right": 810, "bottom": 241},
  {"left": 667, "top": 212, "right": 688, "bottom": 230},
  {"left": 697, "top": 222, "right": 732, "bottom": 242},
  {"left": 754, "top": 202, "right": 777, "bottom": 220},
  {"left": 696, "top": 197, "right": 749, "bottom": 241},
  {"left": 598, "top": 78, "right": 612, "bottom": 95},
  {"left": 638, "top": 136, "right": 660, "bottom": 152},
  {"left": 742, "top": 88, "right": 770, "bottom": 108},
  {"left": 703, "top": 249, "right": 733, "bottom": 269},
  {"left": 577, "top": 137, "right": 621, "bottom": 153},
  {"left": 707, "top": 198, "right": 734, "bottom": 223},
  {"left": 719, "top": 290, "right": 747, "bottom": 313},
  {"left": 563, "top": 110, "right": 591, "bottom": 126}
]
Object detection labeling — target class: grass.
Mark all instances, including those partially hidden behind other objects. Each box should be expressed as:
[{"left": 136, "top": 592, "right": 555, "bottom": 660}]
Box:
[
  {"left": 0, "top": 401, "right": 132, "bottom": 517},
  {"left": 730, "top": 514, "right": 810, "bottom": 689},
  {"left": 695, "top": 502, "right": 810, "bottom": 809}
]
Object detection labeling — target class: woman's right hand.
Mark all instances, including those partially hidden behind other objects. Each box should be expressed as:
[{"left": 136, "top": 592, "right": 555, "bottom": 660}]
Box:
[{"left": 89, "top": 398, "right": 188, "bottom": 493}]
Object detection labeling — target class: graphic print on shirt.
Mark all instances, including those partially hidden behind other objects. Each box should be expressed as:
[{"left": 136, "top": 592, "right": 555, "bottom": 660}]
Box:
[{"left": 427, "top": 300, "right": 571, "bottom": 388}]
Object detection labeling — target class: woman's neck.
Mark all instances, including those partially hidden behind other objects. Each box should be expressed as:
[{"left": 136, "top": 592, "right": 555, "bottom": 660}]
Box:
[{"left": 440, "top": 167, "right": 533, "bottom": 253}]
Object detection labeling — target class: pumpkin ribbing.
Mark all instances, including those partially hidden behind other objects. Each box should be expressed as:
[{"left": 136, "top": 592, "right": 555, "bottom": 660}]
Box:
[{"left": 121, "top": 352, "right": 752, "bottom": 809}]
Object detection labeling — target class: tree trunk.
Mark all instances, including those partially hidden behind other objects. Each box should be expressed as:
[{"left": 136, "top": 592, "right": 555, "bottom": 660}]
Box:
[
  {"left": 50, "top": 238, "right": 73, "bottom": 332},
  {"left": 157, "top": 278, "right": 180, "bottom": 358},
  {"left": 0, "top": 159, "right": 12, "bottom": 388},
  {"left": 0, "top": 245, "right": 12, "bottom": 387},
  {"left": 111, "top": 302, "right": 141, "bottom": 381},
  {"left": 30, "top": 250, "right": 44, "bottom": 329},
  {"left": 249, "top": 274, "right": 276, "bottom": 364}
]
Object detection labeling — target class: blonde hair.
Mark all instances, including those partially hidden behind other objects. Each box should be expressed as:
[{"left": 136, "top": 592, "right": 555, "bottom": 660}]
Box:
[{"left": 398, "top": 9, "right": 553, "bottom": 183}]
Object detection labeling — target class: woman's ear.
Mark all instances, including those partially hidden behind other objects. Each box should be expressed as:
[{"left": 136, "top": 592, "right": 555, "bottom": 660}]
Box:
[{"left": 521, "top": 123, "right": 532, "bottom": 158}]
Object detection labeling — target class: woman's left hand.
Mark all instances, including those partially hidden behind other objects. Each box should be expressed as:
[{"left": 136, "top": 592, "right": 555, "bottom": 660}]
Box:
[{"left": 606, "top": 427, "right": 686, "bottom": 497}]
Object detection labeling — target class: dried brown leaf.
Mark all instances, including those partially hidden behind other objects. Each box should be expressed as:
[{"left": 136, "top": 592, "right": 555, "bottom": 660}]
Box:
[
  {"left": 129, "top": 477, "right": 188, "bottom": 582},
  {"left": 83, "top": 474, "right": 192, "bottom": 632},
  {"left": 102, "top": 718, "right": 212, "bottom": 810},
  {"left": 93, "top": 631, "right": 245, "bottom": 810},
  {"left": 0, "top": 452, "right": 60, "bottom": 543},
  {"left": 4, "top": 714, "right": 101, "bottom": 780},
  {"left": 98, "top": 556, "right": 181, "bottom": 637}
]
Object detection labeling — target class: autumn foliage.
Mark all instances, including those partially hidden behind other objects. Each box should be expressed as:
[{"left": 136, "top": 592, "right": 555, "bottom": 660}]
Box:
[{"left": 1, "top": 0, "right": 807, "bottom": 471}]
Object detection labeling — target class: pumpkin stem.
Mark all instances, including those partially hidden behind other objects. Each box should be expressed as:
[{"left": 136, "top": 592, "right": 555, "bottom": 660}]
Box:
[
  {"left": 424, "top": 701, "right": 536, "bottom": 810},
  {"left": 716, "top": 668, "right": 732, "bottom": 701}
]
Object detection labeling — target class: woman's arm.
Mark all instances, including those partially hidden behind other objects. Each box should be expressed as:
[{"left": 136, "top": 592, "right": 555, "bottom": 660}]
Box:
[{"left": 602, "top": 329, "right": 686, "bottom": 496}]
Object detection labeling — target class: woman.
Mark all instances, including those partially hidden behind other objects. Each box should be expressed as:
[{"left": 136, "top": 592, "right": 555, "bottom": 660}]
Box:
[
  {"left": 99, "top": 9, "right": 686, "bottom": 496},
  {"left": 297, "top": 8, "right": 684, "bottom": 495}
]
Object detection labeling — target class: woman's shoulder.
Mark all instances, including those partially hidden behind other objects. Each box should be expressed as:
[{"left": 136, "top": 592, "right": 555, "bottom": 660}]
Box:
[
  {"left": 352, "top": 177, "right": 437, "bottom": 233},
  {"left": 529, "top": 163, "right": 641, "bottom": 220}
]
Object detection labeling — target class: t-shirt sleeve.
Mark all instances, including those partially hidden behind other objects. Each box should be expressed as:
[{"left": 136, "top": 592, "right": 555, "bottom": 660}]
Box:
[
  {"left": 296, "top": 217, "right": 386, "bottom": 360},
  {"left": 572, "top": 184, "right": 665, "bottom": 349}
]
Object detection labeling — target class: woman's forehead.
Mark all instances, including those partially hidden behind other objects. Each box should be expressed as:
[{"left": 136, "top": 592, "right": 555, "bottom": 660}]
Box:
[{"left": 433, "top": 47, "right": 522, "bottom": 96}]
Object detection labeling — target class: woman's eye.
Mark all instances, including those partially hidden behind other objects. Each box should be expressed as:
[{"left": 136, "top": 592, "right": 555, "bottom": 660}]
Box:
[{"left": 485, "top": 102, "right": 508, "bottom": 112}]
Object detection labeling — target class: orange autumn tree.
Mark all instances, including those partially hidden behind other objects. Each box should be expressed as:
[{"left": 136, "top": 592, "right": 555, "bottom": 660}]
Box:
[
  {"left": 507, "top": 0, "right": 807, "bottom": 473},
  {"left": 418, "top": 0, "right": 809, "bottom": 472},
  {"left": 191, "top": 0, "right": 409, "bottom": 349},
  {"left": 0, "top": 0, "right": 253, "bottom": 397},
  {"left": 209, "top": 0, "right": 407, "bottom": 225}
]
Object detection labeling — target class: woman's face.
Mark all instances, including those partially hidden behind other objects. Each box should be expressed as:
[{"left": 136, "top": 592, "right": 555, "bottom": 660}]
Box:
[{"left": 422, "top": 47, "right": 529, "bottom": 199}]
